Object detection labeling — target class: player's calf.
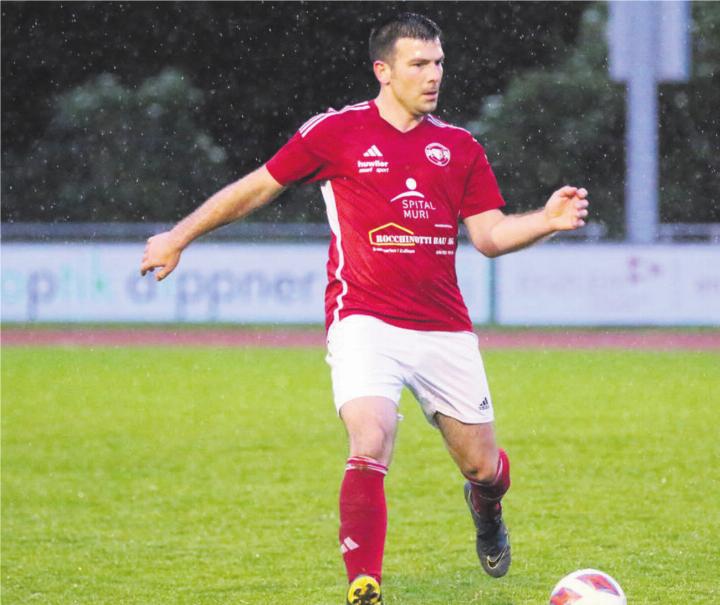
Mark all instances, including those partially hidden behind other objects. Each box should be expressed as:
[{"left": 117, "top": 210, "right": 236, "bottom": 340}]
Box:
[
  {"left": 464, "top": 448, "right": 511, "bottom": 578},
  {"left": 340, "top": 456, "right": 388, "bottom": 586},
  {"left": 464, "top": 448, "right": 510, "bottom": 514}
]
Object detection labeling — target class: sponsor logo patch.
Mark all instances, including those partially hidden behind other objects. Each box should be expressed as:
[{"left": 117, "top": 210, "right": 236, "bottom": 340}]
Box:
[
  {"left": 368, "top": 223, "right": 419, "bottom": 247},
  {"left": 358, "top": 144, "right": 389, "bottom": 173},
  {"left": 390, "top": 178, "right": 438, "bottom": 220},
  {"left": 368, "top": 223, "right": 455, "bottom": 256},
  {"left": 363, "top": 145, "right": 383, "bottom": 157}
]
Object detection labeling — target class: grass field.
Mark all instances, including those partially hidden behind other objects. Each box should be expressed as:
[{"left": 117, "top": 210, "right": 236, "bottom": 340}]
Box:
[{"left": 2, "top": 346, "right": 719, "bottom": 604}]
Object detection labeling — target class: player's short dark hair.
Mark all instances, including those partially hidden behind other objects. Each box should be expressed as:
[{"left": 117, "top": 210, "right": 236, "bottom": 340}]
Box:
[{"left": 369, "top": 13, "right": 442, "bottom": 64}]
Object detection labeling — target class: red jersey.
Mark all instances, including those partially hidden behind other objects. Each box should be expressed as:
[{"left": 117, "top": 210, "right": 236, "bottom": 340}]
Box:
[{"left": 266, "top": 100, "right": 505, "bottom": 332}]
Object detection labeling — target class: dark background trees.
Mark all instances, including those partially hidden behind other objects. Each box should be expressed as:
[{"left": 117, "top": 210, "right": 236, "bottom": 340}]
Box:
[
  {"left": 2, "top": 1, "right": 718, "bottom": 234},
  {"left": 472, "top": 3, "right": 720, "bottom": 237},
  {"left": 1, "top": 1, "right": 586, "bottom": 223}
]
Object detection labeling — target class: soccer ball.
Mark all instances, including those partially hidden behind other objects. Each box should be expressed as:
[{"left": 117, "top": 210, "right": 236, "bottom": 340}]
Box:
[{"left": 549, "top": 569, "right": 627, "bottom": 604}]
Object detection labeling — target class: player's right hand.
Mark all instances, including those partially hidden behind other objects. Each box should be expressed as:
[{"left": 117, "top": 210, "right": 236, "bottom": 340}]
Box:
[{"left": 140, "top": 231, "right": 183, "bottom": 281}]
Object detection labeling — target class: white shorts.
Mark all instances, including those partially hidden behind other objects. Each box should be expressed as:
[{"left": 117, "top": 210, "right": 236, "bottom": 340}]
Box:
[{"left": 326, "top": 315, "right": 494, "bottom": 426}]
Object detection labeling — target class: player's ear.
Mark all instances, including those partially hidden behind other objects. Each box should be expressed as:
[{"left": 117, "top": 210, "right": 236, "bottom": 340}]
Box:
[{"left": 373, "top": 60, "right": 391, "bottom": 85}]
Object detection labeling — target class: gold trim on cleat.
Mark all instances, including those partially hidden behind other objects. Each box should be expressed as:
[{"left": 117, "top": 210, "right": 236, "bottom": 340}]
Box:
[
  {"left": 485, "top": 545, "right": 509, "bottom": 569},
  {"left": 480, "top": 542, "right": 511, "bottom": 578},
  {"left": 346, "top": 575, "right": 382, "bottom": 605}
]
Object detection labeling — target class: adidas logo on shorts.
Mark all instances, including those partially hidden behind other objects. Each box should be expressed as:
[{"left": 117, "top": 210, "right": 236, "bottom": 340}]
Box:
[{"left": 479, "top": 397, "right": 490, "bottom": 411}]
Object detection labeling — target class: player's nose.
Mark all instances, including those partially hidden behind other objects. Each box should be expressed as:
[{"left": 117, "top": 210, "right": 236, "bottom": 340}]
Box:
[{"left": 428, "top": 65, "right": 442, "bottom": 85}]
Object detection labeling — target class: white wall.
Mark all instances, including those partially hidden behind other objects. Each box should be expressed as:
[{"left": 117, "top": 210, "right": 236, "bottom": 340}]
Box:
[{"left": 2, "top": 242, "right": 717, "bottom": 325}]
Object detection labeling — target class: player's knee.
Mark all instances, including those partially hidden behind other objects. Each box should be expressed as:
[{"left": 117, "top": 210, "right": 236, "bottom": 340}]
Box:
[
  {"left": 462, "top": 454, "right": 499, "bottom": 484},
  {"left": 349, "top": 425, "right": 395, "bottom": 463}
]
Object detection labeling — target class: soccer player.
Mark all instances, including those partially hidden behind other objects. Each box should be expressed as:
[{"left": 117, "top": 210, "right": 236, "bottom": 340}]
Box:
[{"left": 140, "top": 13, "right": 589, "bottom": 605}]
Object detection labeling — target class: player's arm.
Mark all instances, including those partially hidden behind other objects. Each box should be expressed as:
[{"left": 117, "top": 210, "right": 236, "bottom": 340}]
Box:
[
  {"left": 140, "top": 166, "right": 285, "bottom": 280},
  {"left": 463, "top": 185, "right": 589, "bottom": 258}
]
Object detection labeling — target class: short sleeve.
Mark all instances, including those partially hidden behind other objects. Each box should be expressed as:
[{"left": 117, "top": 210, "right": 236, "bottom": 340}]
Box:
[
  {"left": 265, "top": 131, "right": 326, "bottom": 186},
  {"left": 460, "top": 144, "right": 506, "bottom": 219}
]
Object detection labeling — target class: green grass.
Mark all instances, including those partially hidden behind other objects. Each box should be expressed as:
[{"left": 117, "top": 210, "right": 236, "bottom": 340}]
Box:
[{"left": 2, "top": 347, "right": 719, "bottom": 604}]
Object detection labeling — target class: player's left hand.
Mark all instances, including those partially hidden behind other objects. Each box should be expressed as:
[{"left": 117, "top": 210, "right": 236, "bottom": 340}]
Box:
[{"left": 543, "top": 185, "right": 589, "bottom": 231}]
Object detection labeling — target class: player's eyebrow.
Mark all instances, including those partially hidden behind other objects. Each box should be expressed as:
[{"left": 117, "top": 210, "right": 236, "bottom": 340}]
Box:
[{"left": 412, "top": 55, "right": 445, "bottom": 64}]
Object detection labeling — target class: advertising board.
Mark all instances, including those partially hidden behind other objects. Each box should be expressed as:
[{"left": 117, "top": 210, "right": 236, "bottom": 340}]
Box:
[{"left": 1, "top": 243, "right": 492, "bottom": 323}]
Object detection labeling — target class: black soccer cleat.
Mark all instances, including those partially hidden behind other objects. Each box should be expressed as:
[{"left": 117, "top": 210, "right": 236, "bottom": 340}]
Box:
[
  {"left": 346, "top": 575, "right": 382, "bottom": 605},
  {"left": 464, "top": 481, "right": 511, "bottom": 578}
]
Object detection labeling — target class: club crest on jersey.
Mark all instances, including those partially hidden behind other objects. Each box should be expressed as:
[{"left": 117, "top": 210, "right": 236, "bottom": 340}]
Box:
[{"left": 425, "top": 142, "right": 451, "bottom": 167}]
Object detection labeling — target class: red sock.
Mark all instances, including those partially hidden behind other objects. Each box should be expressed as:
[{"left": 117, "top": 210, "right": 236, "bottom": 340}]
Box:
[
  {"left": 339, "top": 456, "right": 388, "bottom": 583},
  {"left": 466, "top": 448, "right": 511, "bottom": 518}
]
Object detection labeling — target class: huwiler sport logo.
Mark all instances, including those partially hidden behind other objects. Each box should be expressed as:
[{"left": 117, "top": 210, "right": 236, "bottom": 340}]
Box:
[{"left": 357, "top": 145, "right": 389, "bottom": 174}]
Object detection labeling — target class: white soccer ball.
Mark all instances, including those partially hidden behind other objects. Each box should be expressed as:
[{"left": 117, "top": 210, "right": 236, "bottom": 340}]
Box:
[{"left": 549, "top": 568, "right": 627, "bottom": 604}]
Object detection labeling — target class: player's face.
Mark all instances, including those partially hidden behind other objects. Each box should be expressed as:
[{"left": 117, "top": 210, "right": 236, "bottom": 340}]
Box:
[{"left": 385, "top": 37, "right": 444, "bottom": 117}]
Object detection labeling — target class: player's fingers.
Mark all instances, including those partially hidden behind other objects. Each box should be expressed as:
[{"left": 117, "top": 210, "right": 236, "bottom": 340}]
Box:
[
  {"left": 576, "top": 187, "right": 588, "bottom": 198},
  {"left": 140, "top": 244, "right": 154, "bottom": 275},
  {"left": 575, "top": 199, "right": 589, "bottom": 209},
  {"left": 141, "top": 254, "right": 167, "bottom": 276},
  {"left": 155, "top": 258, "right": 178, "bottom": 281},
  {"left": 556, "top": 185, "right": 578, "bottom": 197}
]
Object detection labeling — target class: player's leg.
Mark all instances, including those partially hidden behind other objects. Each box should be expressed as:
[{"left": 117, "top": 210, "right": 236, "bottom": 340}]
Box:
[
  {"left": 406, "top": 329, "right": 511, "bottom": 577},
  {"left": 435, "top": 415, "right": 511, "bottom": 577},
  {"left": 340, "top": 396, "right": 398, "bottom": 604},
  {"left": 435, "top": 413, "right": 499, "bottom": 484},
  {"left": 326, "top": 315, "right": 407, "bottom": 604},
  {"left": 341, "top": 396, "right": 399, "bottom": 466}
]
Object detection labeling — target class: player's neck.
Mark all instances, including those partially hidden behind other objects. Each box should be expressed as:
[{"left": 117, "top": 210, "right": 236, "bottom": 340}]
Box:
[{"left": 374, "top": 93, "right": 426, "bottom": 133}]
